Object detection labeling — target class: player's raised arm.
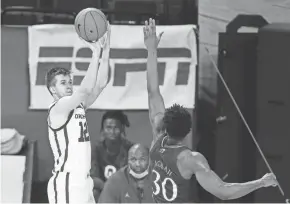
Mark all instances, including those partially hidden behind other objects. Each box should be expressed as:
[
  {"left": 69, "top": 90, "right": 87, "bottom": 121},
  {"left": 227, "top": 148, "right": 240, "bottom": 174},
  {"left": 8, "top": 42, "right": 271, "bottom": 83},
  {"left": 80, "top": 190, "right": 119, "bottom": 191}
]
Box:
[
  {"left": 179, "top": 150, "right": 278, "bottom": 200},
  {"left": 144, "top": 18, "right": 165, "bottom": 144},
  {"left": 53, "top": 39, "right": 102, "bottom": 114},
  {"left": 83, "top": 22, "right": 111, "bottom": 109}
]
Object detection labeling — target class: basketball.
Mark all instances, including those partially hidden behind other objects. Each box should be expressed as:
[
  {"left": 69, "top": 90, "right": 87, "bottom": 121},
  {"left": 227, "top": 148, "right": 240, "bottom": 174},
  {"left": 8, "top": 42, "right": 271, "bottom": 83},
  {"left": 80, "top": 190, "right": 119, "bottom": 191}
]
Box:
[{"left": 74, "top": 8, "right": 108, "bottom": 42}]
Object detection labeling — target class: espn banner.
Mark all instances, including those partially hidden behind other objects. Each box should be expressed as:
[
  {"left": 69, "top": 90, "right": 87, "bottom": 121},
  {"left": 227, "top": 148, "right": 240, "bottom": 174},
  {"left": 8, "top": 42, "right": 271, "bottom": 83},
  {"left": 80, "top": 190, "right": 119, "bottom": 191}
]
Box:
[{"left": 28, "top": 24, "right": 197, "bottom": 110}]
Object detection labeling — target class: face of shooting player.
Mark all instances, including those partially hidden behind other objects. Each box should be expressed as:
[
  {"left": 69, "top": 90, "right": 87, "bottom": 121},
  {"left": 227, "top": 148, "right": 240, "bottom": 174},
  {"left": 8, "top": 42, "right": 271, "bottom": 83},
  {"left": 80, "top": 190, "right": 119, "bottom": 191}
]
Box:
[
  {"left": 128, "top": 144, "right": 149, "bottom": 179},
  {"left": 46, "top": 68, "right": 73, "bottom": 99},
  {"left": 102, "top": 118, "right": 122, "bottom": 141}
]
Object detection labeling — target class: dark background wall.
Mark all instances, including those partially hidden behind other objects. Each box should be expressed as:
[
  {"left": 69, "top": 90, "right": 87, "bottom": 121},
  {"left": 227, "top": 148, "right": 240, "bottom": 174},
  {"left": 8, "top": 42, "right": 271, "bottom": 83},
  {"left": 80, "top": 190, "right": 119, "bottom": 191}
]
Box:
[{"left": 1, "top": 26, "right": 194, "bottom": 182}]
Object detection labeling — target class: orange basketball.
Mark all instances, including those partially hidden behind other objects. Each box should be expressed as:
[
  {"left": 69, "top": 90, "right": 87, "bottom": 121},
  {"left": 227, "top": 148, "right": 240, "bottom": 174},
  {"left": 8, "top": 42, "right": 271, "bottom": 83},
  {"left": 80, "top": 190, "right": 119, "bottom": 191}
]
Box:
[{"left": 74, "top": 8, "right": 107, "bottom": 42}]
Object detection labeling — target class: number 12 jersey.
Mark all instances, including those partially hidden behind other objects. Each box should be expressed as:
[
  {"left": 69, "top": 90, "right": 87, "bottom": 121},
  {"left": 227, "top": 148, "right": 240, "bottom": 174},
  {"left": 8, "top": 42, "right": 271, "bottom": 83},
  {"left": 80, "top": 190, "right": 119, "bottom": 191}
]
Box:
[
  {"left": 48, "top": 102, "right": 91, "bottom": 175},
  {"left": 150, "top": 134, "right": 191, "bottom": 203}
]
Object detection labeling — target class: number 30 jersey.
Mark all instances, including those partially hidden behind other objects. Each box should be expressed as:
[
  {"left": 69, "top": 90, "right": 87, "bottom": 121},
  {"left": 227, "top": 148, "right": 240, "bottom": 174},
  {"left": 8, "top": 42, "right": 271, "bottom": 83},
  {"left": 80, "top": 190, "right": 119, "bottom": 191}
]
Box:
[
  {"left": 150, "top": 134, "right": 191, "bottom": 203},
  {"left": 47, "top": 102, "right": 91, "bottom": 175}
]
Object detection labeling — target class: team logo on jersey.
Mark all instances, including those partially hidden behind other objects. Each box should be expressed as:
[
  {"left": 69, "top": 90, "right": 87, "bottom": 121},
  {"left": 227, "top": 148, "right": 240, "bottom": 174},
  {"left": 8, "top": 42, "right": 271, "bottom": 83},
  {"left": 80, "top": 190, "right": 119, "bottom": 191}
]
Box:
[
  {"left": 159, "top": 148, "right": 165, "bottom": 153},
  {"left": 104, "top": 165, "right": 117, "bottom": 179},
  {"left": 75, "top": 114, "right": 85, "bottom": 119}
]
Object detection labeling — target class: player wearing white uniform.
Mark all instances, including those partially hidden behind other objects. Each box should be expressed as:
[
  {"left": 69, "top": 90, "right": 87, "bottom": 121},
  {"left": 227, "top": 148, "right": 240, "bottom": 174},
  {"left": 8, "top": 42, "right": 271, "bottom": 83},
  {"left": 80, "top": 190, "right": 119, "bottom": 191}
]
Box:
[{"left": 46, "top": 23, "right": 111, "bottom": 204}]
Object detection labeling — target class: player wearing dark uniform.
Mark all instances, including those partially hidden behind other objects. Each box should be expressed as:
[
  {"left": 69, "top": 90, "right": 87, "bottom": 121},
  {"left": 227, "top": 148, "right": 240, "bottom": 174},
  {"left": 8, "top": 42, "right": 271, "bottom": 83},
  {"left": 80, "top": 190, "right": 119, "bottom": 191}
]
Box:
[
  {"left": 143, "top": 18, "right": 278, "bottom": 203},
  {"left": 150, "top": 134, "right": 191, "bottom": 202},
  {"left": 92, "top": 135, "right": 133, "bottom": 181},
  {"left": 91, "top": 110, "right": 134, "bottom": 201}
]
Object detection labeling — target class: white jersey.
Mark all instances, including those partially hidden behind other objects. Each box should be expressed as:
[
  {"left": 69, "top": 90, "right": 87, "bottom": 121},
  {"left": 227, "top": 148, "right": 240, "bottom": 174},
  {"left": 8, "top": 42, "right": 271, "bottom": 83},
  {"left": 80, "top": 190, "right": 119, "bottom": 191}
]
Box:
[{"left": 47, "top": 102, "right": 91, "bottom": 175}]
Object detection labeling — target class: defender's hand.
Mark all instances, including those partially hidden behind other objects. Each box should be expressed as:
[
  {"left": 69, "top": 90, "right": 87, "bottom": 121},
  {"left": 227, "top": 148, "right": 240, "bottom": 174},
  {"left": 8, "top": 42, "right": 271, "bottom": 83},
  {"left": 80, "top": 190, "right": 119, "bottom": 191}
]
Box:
[
  {"left": 143, "top": 18, "right": 163, "bottom": 50},
  {"left": 260, "top": 173, "right": 278, "bottom": 187}
]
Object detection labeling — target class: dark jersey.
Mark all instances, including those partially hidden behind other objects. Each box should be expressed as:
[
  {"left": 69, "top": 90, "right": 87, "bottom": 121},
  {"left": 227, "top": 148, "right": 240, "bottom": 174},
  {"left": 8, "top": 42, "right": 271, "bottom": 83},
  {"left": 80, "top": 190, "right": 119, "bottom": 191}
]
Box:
[
  {"left": 91, "top": 137, "right": 134, "bottom": 182},
  {"left": 150, "top": 134, "right": 191, "bottom": 203}
]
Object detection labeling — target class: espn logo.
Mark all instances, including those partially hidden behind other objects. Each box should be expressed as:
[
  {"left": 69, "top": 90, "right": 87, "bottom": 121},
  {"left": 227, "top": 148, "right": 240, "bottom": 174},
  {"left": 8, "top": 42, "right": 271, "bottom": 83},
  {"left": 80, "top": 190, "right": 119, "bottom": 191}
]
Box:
[{"left": 36, "top": 47, "right": 193, "bottom": 86}]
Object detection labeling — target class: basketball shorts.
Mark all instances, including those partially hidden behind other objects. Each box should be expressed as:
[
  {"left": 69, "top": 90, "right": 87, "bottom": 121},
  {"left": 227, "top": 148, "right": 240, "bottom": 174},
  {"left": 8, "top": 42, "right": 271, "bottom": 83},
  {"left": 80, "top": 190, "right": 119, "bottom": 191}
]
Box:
[{"left": 47, "top": 171, "right": 95, "bottom": 204}]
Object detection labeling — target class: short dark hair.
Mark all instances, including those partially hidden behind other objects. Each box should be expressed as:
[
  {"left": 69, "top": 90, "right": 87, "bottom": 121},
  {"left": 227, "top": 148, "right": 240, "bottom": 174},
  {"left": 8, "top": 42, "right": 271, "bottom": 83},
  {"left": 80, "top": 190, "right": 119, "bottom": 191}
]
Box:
[
  {"left": 45, "top": 67, "right": 71, "bottom": 95},
  {"left": 163, "top": 104, "right": 192, "bottom": 140},
  {"left": 101, "top": 110, "right": 130, "bottom": 132}
]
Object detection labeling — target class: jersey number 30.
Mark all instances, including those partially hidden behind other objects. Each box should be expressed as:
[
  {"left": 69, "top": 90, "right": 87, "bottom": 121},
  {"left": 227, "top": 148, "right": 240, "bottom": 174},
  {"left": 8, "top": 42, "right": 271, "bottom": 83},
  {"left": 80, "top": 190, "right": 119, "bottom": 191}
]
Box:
[
  {"left": 78, "top": 121, "right": 89, "bottom": 142},
  {"left": 152, "top": 169, "right": 178, "bottom": 202}
]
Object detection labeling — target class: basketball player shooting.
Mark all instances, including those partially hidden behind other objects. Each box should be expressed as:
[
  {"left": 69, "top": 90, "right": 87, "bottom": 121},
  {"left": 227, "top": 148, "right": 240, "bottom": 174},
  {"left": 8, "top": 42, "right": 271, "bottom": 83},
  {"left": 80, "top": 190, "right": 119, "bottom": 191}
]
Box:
[
  {"left": 144, "top": 18, "right": 278, "bottom": 203},
  {"left": 46, "top": 23, "right": 111, "bottom": 204}
]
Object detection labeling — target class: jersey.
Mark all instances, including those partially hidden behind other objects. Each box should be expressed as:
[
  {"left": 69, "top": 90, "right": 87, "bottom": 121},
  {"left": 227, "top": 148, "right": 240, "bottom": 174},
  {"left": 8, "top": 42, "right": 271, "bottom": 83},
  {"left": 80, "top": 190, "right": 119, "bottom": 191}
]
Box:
[
  {"left": 48, "top": 102, "right": 91, "bottom": 175},
  {"left": 91, "top": 138, "right": 134, "bottom": 182},
  {"left": 150, "top": 134, "right": 192, "bottom": 203}
]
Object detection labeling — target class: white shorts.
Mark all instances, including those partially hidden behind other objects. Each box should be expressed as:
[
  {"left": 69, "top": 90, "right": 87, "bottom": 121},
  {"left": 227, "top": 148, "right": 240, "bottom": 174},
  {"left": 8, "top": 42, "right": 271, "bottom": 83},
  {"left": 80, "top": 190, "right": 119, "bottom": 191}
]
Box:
[{"left": 47, "top": 172, "right": 95, "bottom": 204}]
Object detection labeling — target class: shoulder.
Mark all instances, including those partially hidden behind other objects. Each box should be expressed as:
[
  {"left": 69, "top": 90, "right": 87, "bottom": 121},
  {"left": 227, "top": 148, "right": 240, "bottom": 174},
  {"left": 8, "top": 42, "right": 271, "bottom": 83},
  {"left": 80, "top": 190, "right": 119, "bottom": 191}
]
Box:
[
  {"left": 100, "top": 170, "right": 122, "bottom": 200},
  {"left": 177, "top": 150, "right": 209, "bottom": 172},
  {"left": 177, "top": 149, "right": 193, "bottom": 166},
  {"left": 100, "top": 168, "right": 126, "bottom": 202},
  {"left": 106, "top": 167, "right": 125, "bottom": 184},
  {"left": 94, "top": 139, "right": 105, "bottom": 149},
  {"left": 91, "top": 139, "right": 106, "bottom": 157},
  {"left": 50, "top": 96, "right": 74, "bottom": 114},
  {"left": 53, "top": 96, "right": 71, "bottom": 107},
  {"left": 178, "top": 150, "right": 206, "bottom": 161}
]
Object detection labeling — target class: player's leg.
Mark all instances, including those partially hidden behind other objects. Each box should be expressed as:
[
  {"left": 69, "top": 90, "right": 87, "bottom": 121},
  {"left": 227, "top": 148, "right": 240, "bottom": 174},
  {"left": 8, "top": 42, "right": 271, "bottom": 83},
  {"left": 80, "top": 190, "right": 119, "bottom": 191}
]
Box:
[
  {"left": 57, "top": 173, "right": 70, "bottom": 204},
  {"left": 47, "top": 172, "right": 68, "bottom": 204},
  {"left": 68, "top": 174, "right": 94, "bottom": 204},
  {"left": 47, "top": 175, "right": 56, "bottom": 204},
  {"left": 88, "top": 177, "right": 96, "bottom": 203}
]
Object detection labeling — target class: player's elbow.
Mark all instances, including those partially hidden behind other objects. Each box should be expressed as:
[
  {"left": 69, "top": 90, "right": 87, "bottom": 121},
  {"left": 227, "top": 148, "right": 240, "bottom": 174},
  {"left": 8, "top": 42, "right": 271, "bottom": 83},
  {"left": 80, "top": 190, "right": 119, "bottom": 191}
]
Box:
[
  {"left": 212, "top": 191, "right": 230, "bottom": 200},
  {"left": 216, "top": 193, "right": 230, "bottom": 201},
  {"left": 214, "top": 185, "right": 234, "bottom": 200},
  {"left": 208, "top": 183, "right": 231, "bottom": 200}
]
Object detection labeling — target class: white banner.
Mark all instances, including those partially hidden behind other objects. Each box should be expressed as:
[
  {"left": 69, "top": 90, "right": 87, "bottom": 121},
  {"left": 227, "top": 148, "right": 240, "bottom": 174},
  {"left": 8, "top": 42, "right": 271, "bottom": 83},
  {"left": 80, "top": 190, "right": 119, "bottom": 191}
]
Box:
[{"left": 28, "top": 24, "right": 197, "bottom": 110}]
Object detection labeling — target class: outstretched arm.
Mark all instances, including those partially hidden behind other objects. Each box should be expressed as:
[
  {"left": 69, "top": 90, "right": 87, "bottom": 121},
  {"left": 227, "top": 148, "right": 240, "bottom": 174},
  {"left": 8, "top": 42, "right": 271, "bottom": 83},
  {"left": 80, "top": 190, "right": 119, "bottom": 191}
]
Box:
[
  {"left": 83, "top": 22, "right": 111, "bottom": 109},
  {"left": 179, "top": 150, "right": 278, "bottom": 200},
  {"left": 53, "top": 40, "right": 102, "bottom": 115},
  {"left": 143, "top": 18, "right": 165, "bottom": 147}
]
